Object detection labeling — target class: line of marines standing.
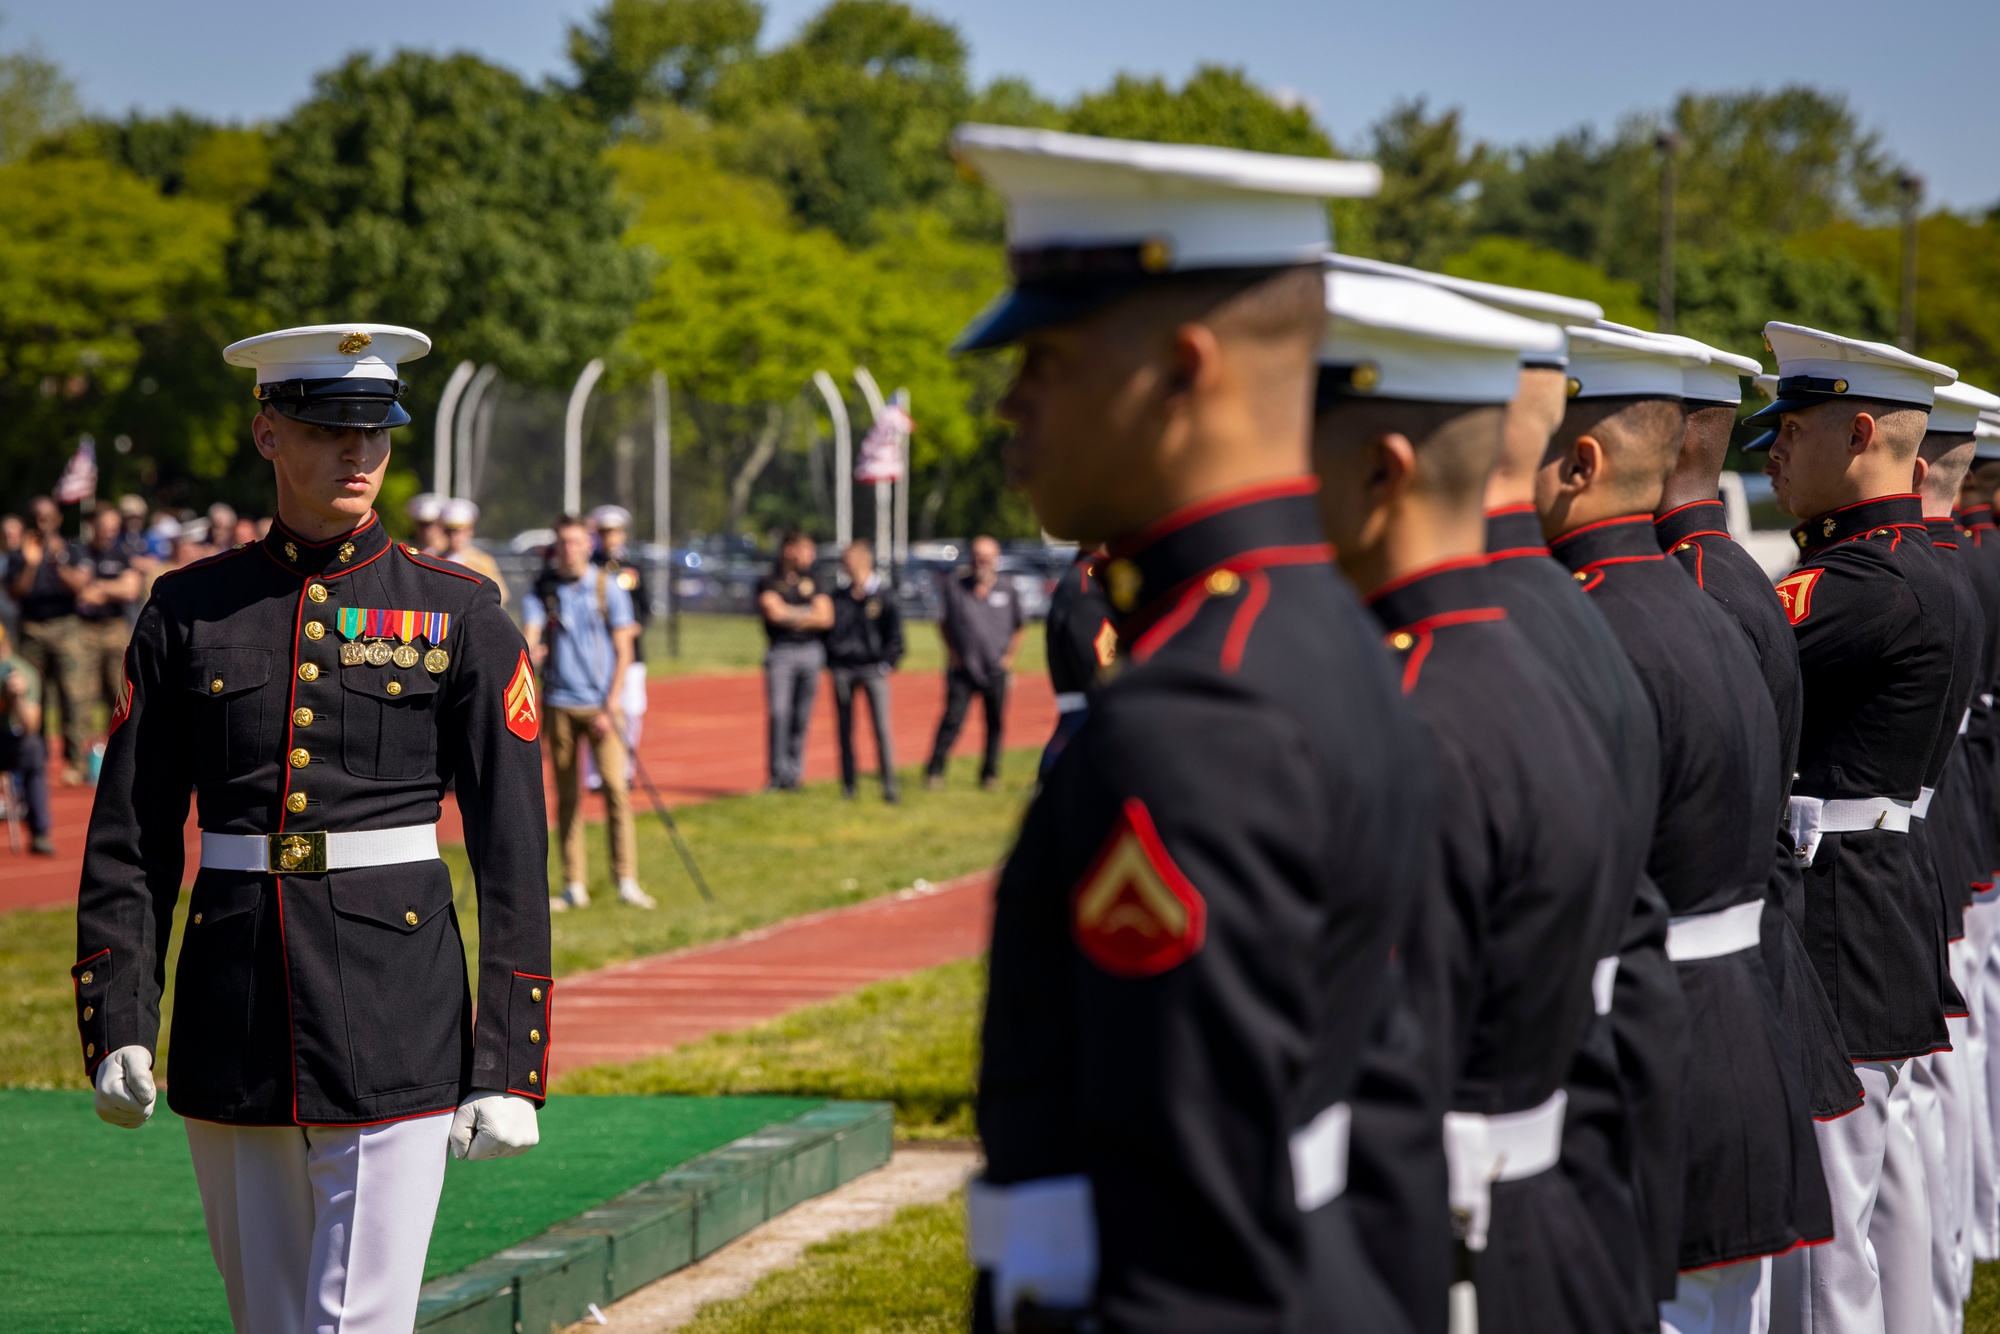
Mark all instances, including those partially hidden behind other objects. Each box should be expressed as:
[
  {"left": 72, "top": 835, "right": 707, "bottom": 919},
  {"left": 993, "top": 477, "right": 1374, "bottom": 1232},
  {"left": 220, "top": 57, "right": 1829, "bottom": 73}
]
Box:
[{"left": 959, "top": 122, "right": 2000, "bottom": 1334}]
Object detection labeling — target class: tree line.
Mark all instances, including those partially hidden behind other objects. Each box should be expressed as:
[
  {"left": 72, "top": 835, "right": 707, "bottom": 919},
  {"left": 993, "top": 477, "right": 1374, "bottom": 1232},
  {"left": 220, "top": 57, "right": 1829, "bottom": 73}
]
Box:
[{"left": 2, "top": 0, "right": 1995, "bottom": 540}]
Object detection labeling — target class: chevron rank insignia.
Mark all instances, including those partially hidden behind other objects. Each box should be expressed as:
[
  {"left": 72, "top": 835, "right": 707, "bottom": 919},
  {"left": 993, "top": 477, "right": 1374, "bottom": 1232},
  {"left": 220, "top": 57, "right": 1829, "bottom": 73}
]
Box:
[
  {"left": 1071, "top": 797, "right": 1207, "bottom": 977},
  {"left": 1092, "top": 619, "right": 1118, "bottom": 668},
  {"left": 504, "top": 651, "right": 539, "bottom": 742},
  {"left": 1774, "top": 568, "right": 1823, "bottom": 626}
]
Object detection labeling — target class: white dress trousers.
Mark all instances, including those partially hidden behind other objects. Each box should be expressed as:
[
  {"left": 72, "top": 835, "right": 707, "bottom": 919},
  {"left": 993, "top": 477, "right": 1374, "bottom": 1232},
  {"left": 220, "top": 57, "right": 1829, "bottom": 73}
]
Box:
[
  {"left": 184, "top": 1112, "right": 452, "bottom": 1334},
  {"left": 1770, "top": 1060, "right": 1931, "bottom": 1334},
  {"left": 1972, "top": 898, "right": 2000, "bottom": 1260},
  {"left": 1661, "top": 1256, "right": 1772, "bottom": 1334}
]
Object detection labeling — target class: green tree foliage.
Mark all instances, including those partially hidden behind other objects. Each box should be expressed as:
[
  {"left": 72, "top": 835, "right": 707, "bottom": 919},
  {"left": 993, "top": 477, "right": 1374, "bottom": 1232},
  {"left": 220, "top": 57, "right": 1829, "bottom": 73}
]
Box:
[
  {"left": 0, "top": 156, "right": 232, "bottom": 499},
  {"left": 1800, "top": 213, "right": 2000, "bottom": 391},
  {"left": 1438, "top": 237, "right": 1655, "bottom": 330},
  {"left": 1671, "top": 237, "right": 1893, "bottom": 363},
  {"left": 1360, "top": 99, "right": 1487, "bottom": 268},
  {"left": 1066, "top": 65, "right": 1333, "bottom": 157},
  {"left": 706, "top": 1, "right": 974, "bottom": 243},
  {"left": 0, "top": 37, "right": 76, "bottom": 163},
  {"left": 567, "top": 0, "right": 764, "bottom": 122},
  {"left": 233, "top": 52, "right": 646, "bottom": 397}
]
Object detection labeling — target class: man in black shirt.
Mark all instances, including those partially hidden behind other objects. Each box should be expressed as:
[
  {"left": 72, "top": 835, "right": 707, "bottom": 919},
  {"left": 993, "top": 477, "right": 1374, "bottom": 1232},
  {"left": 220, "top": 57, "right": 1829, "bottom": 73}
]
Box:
[
  {"left": 4, "top": 495, "right": 91, "bottom": 784},
  {"left": 756, "top": 530, "right": 832, "bottom": 790},
  {"left": 1041, "top": 547, "right": 1114, "bottom": 775},
  {"left": 926, "top": 534, "right": 1024, "bottom": 791},
  {"left": 826, "top": 540, "right": 904, "bottom": 801},
  {"left": 76, "top": 506, "right": 142, "bottom": 778}
]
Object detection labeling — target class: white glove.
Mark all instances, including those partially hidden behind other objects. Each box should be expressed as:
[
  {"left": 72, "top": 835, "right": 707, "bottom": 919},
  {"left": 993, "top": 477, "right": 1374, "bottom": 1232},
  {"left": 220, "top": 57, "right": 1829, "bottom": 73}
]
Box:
[
  {"left": 449, "top": 1090, "right": 540, "bottom": 1160},
  {"left": 93, "top": 1045, "right": 157, "bottom": 1129}
]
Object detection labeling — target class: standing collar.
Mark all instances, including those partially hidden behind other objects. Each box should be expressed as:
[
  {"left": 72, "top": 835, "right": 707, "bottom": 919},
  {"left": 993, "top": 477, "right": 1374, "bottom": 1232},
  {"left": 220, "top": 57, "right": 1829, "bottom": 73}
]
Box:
[
  {"left": 1367, "top": 556, "right": 1501, "bottom": 632},
  {"left": 1103, "top": 478, "right": 1328, "bottom": 636},
  {"left": 1925, "top": 516, "right": 1960, "bottom": 549},
  {"left": 1962, "top": 503, "right": 1995, "bottom": 532},
  {"left": 262, "top": 511, "right": 390, "bottom": 578},
  {"left": 1790, "top": 494, "right": 1924, "bottom": 559},
  {"left": 1483, "top": 505, "right": 1549, "bottom": 560},
  {"left": 1653, "top": 498, "right": 1730, "bottom": 551},
  {"left": 1548, "top": 513, "right": 1666, "bottom": 573}
]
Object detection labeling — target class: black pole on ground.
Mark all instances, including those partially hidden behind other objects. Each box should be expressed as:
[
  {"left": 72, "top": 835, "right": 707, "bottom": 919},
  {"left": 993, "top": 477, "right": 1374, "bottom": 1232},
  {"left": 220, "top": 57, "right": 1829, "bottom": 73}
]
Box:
[{"left": 628, "top": 751, "right": 715, "bottom": 903}]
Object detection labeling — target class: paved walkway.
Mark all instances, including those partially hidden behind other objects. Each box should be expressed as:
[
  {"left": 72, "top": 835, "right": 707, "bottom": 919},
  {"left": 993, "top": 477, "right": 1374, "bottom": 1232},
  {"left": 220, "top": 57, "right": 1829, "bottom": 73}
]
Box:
[
  {"left": 2, "top": 669, "right": 1052, "bottom": 913},
  {"left": 549, "top": 870, "right": 994, "bottom": 1078}
]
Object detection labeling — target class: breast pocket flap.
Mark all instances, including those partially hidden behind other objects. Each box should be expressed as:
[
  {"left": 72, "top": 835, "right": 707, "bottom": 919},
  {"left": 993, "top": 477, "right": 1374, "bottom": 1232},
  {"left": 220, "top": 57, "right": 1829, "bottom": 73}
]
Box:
[{"left": 184, "top": 648, "right": 272, "bottom": 699}]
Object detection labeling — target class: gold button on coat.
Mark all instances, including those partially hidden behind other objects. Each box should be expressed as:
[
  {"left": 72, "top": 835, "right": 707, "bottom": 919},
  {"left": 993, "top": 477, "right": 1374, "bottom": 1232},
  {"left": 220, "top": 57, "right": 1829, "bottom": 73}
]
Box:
[
  {"left": 293, "top": 708, "right": 313, "bottom": 727},
  {"left": 79, "top": 972, "right": 92, "bottom": 985},
  {"left": 404, "top": 911, "right": 419, "bottom": 926},
  {"left": 385, "top": 680, "right": 403, "bottom": 696},
  {"left": 1573, "top": 571, "right": 1589, "bottom": 582},
  {"left": 530, "top": 987, "right": 543, "bottom": 1002},
  {"left": 306, "top": 583, "right": 328, "bottom": 603},
  {"left": 527, "top": 1071, "right": 538, "bottom": 1086},
  {"left": 305, "top": 621, "right": 326, "bottom": 640},
  {"left": 298, "top": 663, "right": 319, "bottom": 682},
  {"left": 86, "top": 1044, "right": 94, "bottom": 1058},
  {"left": 529, "top": 1029, "right": 542, "bottom": 1044},
  {"left": 192, "top": 914, "right": 202, "bottom": 925},
  {"left": 289, "top": 748, "right": 311, "bottom": 769},
  {"left": 210, "top": 678, "right": 225, "bottom": 694},
  {"left": 286, "top": 792, "right": 308, "bottom": 813},
  {"left": 1390, "top": 632, "right": 1415, "bottom": 651},
  {"left": 1205, "top": 569, "right": 1241, "bottom": 596},
  {"left": 83, "top": 1006, "right": 94, "bottom": 1019}
]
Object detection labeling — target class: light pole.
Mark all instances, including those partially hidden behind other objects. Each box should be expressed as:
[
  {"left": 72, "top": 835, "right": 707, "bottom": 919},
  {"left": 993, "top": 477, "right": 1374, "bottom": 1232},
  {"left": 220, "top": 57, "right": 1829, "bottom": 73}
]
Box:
[
  {"left": 1656, "top": 130, "right": 1682, "bottom": 334},
  {"left": 652, "top": 370, "right": 677, "bottom": 657},
  {"left": 1898, "top": 173, "right": 1924, "bottom": 352},
  {"left": 853, "top": 367, "right": 891, "bottom": 582},
  {"left": 811, "top": 370, "right": 852, "bottom": 549},
  {"left": 432, "top": 360, "right": 476, "bottom": 496},
  {"left": 563, "top": 358, "right": 605, "bottom": 517},
  {"left": 454, "top": 364, "right": 498, "bottom": 500}
]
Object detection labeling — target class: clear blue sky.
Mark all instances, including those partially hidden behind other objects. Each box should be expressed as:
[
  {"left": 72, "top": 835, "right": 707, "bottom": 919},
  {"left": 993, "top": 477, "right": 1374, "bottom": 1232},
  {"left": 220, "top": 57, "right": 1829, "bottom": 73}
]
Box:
[{"left": 9, "top": 0, "right": 1997, "bottom": 210}]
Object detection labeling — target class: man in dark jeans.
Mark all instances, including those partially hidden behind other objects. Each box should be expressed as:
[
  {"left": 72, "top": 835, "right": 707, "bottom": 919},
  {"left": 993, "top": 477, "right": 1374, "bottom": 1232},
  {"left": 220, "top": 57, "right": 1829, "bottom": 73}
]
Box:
[
  {"left": 757, "top": 530, "right": 832, "bottom": 790},
  {"left": 926, "top": 535, "right": 1023, "bottom": 791},
  {"left": 827, "top": 540, "right": 904, "bottom": 802}
]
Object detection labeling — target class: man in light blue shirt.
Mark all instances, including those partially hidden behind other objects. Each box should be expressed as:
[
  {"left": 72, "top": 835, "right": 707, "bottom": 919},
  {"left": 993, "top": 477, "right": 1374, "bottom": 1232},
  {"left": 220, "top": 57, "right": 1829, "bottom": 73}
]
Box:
[{"left": 523, "top": 515, "right": 652, "bottom": 910}]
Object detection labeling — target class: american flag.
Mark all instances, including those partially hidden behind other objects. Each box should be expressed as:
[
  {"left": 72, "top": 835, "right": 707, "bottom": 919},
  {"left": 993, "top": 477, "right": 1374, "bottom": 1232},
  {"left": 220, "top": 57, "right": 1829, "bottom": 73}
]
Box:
[
  {"left": 855, "top": 402, "right": 910, "bottom": 484},
  {"left": 54, "top": 436, "right": 97, "bottom": 505}
]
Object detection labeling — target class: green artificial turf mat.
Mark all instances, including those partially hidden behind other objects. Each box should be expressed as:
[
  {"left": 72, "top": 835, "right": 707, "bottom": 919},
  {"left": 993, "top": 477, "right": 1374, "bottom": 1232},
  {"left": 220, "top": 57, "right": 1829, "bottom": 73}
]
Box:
[
  {"left": 423, "top": 1093, "right": 816, "bottom": 1276},
  {"left": 0, "top": 1090, "right": 819, "bottom": 1332}
]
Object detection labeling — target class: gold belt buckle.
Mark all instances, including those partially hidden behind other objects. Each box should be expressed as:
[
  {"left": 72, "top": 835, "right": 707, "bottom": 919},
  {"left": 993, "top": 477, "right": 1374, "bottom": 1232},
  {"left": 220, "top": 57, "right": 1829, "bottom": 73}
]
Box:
[{"left": 270, "top": 830, "right": 327, "bottom": 873}]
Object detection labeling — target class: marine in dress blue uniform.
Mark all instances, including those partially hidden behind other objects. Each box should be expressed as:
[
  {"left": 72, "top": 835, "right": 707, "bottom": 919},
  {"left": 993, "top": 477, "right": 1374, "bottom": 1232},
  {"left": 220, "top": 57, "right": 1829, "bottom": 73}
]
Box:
[
  {"left": 75, "top": 325, "right": 551, "bottom": 1334},
  {"left": 1745, "top": 322, "right": 1961, "bottom": 1334},
  {"left": 949, "top": 125, "right": 1438, "bottom": 1333}
]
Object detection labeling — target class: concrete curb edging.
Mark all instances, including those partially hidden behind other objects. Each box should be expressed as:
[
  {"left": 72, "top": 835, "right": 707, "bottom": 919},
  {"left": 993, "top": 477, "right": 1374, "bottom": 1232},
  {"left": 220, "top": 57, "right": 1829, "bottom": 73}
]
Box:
[{"left": 414, "top": 1101, "right": 895, "bottom": 1334}]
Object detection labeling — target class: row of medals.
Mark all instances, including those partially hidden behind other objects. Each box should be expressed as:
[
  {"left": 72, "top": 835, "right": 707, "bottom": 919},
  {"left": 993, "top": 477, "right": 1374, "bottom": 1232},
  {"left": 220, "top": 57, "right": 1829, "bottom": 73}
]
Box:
[{"left": 340, "top": 639, "right": 450, "bottom": 673}]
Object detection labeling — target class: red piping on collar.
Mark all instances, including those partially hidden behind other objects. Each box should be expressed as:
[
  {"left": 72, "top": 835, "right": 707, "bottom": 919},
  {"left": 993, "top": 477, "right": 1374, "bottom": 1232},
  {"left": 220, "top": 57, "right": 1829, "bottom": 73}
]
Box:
[
  {"left": 1385, "top": 606, "right": 1507, "bottom": 694},
  {"left": 1219, "top": 570, "right": 1270, "bottom": 674},
  {"left": 271, "top": 511, "right": 379, "bottom": 549},
  {"left": 1484, "top": 503, "right": 1537, "bottom": 518},
  {"left": 1126, "top": 543, "right": 1333, "bottom": 663},
  {"left": 1365, "top": 553, "right": 1488, "bottom": 605},
  {"left": 1811, "top": 492, "right": 1922, "bottom": 522},
  {"left": 259, "top": 539, "right": 392, "bottom": 582},
  {"left": 402, "top": 547, "right": 488, "bottom": 585},
  {"left": 1550, "top": 512, "right": 1657, "bottom": 545},
  {"left": 1107, "top": 476, "right": 1318, "bottom": 559},
  {"left": 1487, "top": 545, "right": 1551, "bottom": 561},
  {"left": 1575, "top": 552, "right": 1667, "bottom": 573},
  {"left": 1655, "top": 498, "right": 1724, "bottom": 522}
]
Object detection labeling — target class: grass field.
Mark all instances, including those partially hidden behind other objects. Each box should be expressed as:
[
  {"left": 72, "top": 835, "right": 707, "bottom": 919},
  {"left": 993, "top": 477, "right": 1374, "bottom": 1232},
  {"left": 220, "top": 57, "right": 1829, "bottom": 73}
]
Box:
[
  {"left": 0, "top": 751, "right": 1031, "bottom": 1090},
  {"left": 644, "top": 612, "right": 1046, "bottom": 679},
  {"left": 682, "top": 1194, "right": 972, "bottom": 1334},
  {"left": 560, "top": 957, "right": 983, "bottom": 1138}
]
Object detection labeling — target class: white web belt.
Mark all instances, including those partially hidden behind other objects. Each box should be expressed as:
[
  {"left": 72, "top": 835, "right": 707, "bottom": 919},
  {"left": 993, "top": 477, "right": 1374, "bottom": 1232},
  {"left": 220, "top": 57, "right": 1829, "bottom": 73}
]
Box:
[
  {"left": 199, "top": 823, "right": 440, "bottom": 874},
  {"left": 1443, "top": 1088, "right": 1566, "bottom": 1252},
  {"left": 1665, "top": 900, "right": 1763, "bottom": 962},
  {"left": 1787, "top": 794, "right": 1913, "bottom": 865}
]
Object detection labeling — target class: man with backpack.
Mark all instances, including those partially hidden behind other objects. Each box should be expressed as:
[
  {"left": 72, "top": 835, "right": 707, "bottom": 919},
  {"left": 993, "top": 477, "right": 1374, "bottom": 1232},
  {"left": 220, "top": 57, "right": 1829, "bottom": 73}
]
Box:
[{"left": 524, "top": 514, "right": 654, "bottom": 911}]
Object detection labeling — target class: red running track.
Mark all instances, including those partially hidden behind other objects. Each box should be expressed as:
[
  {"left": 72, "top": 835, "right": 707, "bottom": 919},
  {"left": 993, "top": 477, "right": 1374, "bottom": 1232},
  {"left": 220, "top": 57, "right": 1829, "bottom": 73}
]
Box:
[
  {"left": 2, "top": 668, "right": 1053, "bottom": 914},
  {"left": 549, "top": 870, "right": 994, "bottom": 1078}
]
